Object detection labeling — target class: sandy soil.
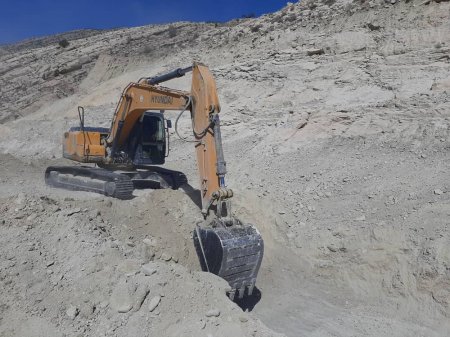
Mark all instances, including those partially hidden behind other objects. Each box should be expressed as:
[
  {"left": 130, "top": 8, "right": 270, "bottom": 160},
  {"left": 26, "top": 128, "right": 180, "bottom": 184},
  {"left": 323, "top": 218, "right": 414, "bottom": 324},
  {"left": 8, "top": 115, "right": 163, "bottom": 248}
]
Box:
[{"left": 1, "top": 0, "right": 450, "bottom": 336}]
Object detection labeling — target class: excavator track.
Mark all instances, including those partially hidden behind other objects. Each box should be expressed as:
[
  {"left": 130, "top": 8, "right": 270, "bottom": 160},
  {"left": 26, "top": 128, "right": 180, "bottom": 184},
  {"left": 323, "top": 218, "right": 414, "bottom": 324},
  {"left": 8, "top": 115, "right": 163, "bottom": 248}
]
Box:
[
  {"left": 193, "top": 220, "right": 264, "bottom": 300},
  {"left": 45, "top": 166, "right": 134, "bottom": 199}
]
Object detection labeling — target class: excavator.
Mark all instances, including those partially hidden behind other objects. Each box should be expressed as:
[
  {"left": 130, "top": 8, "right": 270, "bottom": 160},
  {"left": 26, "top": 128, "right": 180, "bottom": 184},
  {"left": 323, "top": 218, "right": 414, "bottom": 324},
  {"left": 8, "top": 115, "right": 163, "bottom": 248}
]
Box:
[{"left": 45, "top": 63, "right": 263, "bottom": 299}]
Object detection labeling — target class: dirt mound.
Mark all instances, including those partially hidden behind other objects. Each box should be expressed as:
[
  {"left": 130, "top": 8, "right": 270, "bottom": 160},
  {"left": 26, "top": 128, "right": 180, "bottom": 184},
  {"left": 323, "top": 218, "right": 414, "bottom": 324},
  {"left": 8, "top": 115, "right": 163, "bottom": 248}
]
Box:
[{"left": 0, "top": 187, "right": 281, "bottom": 337}]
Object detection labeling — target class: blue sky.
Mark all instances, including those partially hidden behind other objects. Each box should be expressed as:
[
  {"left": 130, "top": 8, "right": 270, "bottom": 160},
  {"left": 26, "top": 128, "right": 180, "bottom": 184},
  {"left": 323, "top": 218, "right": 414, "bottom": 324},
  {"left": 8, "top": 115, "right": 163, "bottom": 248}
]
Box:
[{"left": 0, "top": 0, "right": 291, "bottom": 45}]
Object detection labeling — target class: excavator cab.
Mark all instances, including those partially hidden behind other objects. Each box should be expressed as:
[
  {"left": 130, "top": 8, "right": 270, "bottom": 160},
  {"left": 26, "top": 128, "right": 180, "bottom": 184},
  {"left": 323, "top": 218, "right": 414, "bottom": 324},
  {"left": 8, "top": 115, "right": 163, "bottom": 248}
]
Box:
[{"left": 130, "top": 112, "right": 169, "bottom": 166}]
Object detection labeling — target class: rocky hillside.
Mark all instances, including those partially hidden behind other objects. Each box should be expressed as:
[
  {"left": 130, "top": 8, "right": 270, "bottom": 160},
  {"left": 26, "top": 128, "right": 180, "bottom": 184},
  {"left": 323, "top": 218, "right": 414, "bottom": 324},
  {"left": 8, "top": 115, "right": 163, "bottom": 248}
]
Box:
[
  {"left": 1, "top": 0, "right": 450, "bottom": 336},
  {"left": 2, "top": 0, "right": 447, "bottom": 124}
]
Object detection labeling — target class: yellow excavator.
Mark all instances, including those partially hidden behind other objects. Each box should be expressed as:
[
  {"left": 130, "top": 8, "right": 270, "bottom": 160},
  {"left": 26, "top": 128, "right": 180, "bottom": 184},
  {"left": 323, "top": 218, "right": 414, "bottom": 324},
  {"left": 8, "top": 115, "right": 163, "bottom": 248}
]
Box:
[{"left": 45, "top": 63, "right": 263, "bottom": 299}]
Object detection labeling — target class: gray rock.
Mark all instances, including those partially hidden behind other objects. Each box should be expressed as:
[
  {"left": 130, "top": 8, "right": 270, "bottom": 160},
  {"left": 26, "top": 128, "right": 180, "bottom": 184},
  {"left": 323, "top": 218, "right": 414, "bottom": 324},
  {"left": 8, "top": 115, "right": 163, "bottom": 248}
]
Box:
[
  {"left": 148, "top": 296, "right": 161, "bottom": 312},
  {"left": 161, "top": 253, "right": 172, "bottom": 262},
  {"left": 51, "top": 205, "right": 61, "bottom": 213},
  {"left": 132, "top": 284, "right": 150, "bottom": 312},
  {"left": 431, "top": 78, "right": 450, "bottom": 92},
  {"left": 79, "top": 303, "right": 94, "bottom": 318},
  {"left": 205, "top": 308, "right": 221, "bottom": 317},
  {"left": 98, "top": 300, "right": 109, "bottom": 309},
  {"left": 14, "top": 213, "right": 25, "bottom": 219},
  {"left": 307, "top": 205, "right": 316, "bottom": 212},
  {"left": 306, "top": 48, "right": 325, "bottom": 56},
  {"left": 66, "top": 306, "right": 79, "bottom": 319},
  {"left": 286, "top": 232, "right": 296, "bottom": 240},
  {"left": 142, "top": 238, "right": 155, "bottom": 246},
  {"left": 58, "top": 62, "right": 82, "bottom": 75},
  {"left": 14, "top": 193, "right": 26, "bottom": 205},
  {"left": 110, "top": 279, "right": 134, "bottom": 313},
  {"left": 26, "top": 213, "right": 38, "bottom": 222},
  {"left": 141, "top": 263, "right": 157, "bottom": 276},
  {"left": 367, "top": 22, "right": 381, "bottom": 31},
  {"left": 42, "top": 69, "right": 56, "bottom": 80},
  {"left": 327, "top": 245, "right": 338, "bottom": 253},
  {"left": 63, "top": 208, "right": 81, "bottom": 216},
  {"left": 434, "top": 189, "right": 443, "bottom": 195},
  {"left": 297, "top": 120, "right": 308, "bottom": 129}
]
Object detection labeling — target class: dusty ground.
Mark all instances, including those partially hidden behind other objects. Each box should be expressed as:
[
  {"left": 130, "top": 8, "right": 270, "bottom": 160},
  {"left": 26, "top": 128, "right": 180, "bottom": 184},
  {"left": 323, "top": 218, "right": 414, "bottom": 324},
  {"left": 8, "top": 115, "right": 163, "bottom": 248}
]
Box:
[{"left": 1, "top": 0, "right": 450, "bottom": 336}]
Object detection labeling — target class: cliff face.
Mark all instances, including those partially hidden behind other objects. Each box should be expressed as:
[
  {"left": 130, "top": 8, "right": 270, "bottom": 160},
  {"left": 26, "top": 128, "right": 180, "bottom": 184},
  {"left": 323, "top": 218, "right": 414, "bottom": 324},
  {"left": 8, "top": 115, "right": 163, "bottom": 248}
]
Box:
[{"left": 0, "top": 1, "right": 449, "bottom": 336}]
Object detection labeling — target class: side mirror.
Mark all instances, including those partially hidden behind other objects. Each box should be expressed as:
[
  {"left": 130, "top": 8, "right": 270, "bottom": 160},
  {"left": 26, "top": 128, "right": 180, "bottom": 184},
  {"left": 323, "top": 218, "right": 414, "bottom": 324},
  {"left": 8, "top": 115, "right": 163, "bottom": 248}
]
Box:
[{"left": 166, "top": 119, "right": 172, "bottom": 129}]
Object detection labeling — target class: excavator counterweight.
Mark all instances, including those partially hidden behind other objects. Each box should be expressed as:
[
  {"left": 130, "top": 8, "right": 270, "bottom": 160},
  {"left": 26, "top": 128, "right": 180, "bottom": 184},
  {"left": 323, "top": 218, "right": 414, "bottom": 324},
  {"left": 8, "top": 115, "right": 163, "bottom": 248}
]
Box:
[{"left": 45, "top": 63, "right": 264, "bottom": 298}]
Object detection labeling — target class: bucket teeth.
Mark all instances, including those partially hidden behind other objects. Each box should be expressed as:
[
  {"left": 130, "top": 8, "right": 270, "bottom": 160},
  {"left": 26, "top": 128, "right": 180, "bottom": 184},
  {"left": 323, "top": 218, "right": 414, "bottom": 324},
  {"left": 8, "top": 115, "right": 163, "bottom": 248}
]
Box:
[
  {"left": 193, "top": 221, "right": 264, "bottom": 299},
  {"left": 228, "top": 290, "right": 236, "bottom": 301},
  {"left": 238, "top": 286, "right": 246, "bottom": 299},
  {"left": 247, "top": 283, "right": 255, "bottom": 296}
]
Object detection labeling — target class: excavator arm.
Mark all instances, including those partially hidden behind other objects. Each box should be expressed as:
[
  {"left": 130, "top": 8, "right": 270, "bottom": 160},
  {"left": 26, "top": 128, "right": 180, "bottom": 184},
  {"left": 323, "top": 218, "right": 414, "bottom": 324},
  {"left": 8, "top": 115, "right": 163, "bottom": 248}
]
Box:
[{"left": 190, "top": 64, "right": 230, "bottom": 215}]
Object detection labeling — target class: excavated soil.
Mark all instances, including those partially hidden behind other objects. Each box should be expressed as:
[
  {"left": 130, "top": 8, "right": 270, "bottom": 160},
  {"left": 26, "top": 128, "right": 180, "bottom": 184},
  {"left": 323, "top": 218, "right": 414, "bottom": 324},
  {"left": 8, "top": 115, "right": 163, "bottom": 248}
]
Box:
[{"left": 1, "top": 0, "right": 450, "bottom": 336}]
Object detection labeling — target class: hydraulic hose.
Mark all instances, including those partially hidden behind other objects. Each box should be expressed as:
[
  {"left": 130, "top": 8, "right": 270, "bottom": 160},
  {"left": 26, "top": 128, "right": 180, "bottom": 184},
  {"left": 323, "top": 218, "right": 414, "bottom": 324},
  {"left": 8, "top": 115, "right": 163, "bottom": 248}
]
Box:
[{"left": 174, "top": 96, "right": 197, "bottom": 143}]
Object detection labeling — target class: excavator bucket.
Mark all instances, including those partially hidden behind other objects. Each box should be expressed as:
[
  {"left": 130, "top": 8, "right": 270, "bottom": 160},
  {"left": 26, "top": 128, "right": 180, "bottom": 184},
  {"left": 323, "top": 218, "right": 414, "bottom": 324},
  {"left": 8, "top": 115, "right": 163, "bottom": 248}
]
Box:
[{"left": 193, "top": 221, "right": 264, "bottom": 300}]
